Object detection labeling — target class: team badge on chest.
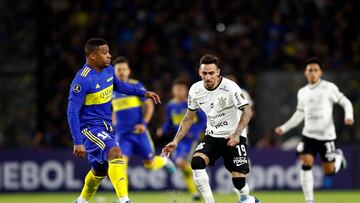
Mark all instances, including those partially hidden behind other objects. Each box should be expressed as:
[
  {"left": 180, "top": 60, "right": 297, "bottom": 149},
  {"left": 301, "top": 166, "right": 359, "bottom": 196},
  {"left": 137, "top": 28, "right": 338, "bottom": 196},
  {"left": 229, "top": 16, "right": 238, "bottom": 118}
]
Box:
[{"left": 218, "top": 96, "right": 227, "bottom": 107}]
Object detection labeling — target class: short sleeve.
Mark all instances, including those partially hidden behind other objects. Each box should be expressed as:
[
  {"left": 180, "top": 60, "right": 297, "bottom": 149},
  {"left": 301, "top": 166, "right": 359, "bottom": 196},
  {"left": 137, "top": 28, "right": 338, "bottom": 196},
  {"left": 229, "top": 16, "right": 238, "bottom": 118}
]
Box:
[
  {"left": 188, "top": 85, "right": 199, "bottom": 111},
  {"left": 296, "top": 90, "right": 304, "bottom": 112},
  {"left": 230, "top": 83, "right": 249, "bottom": 109}
]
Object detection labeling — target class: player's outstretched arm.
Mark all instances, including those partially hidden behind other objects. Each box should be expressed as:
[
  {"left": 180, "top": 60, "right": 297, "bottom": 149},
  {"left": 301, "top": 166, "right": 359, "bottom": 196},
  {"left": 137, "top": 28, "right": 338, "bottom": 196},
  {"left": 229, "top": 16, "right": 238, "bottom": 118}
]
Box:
[
  {"left": 275, "top": 109, "right": 304, "bottom": 136},
  {"left": 226, "top": 105, "right": 252, "bottom": 146},
  {"left": 144, "top": 91, "right": 161, "bottom": 104},
  {"left": 162, "top": 109, "right": 196, "bottom": 156}
]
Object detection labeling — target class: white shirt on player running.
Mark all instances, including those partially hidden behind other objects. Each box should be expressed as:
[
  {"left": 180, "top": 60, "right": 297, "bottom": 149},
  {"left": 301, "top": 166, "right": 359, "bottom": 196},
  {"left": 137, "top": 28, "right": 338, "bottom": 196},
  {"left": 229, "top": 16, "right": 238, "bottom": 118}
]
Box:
[
  {"left": 188, "top": 77, "right": 250, "bottom": 138},
  {"left": 280, "top": 79, "right": 354, "bottom": 140}
]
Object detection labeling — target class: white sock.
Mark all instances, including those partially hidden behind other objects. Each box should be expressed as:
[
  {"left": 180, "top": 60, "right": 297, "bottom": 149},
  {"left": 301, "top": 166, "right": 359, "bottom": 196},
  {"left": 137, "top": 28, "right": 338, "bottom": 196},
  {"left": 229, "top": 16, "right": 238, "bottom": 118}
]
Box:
[
  {"left": 77, "top": 195, "right": 88, "bottom": 203},
  {"left": 300, "top": 169, "right": 314, "bottom": 202},
  {"left": 237, "top": 183, "right": 249, "bottom": 202},
  {"left": 334, "top": 153, "right": 342, "bottom": 173},
  {"left": 193, "top": 169, "right": 216, "bottom": 203},
  {"left": 118, "top": 196, "right": 129, "bottom": 203}
]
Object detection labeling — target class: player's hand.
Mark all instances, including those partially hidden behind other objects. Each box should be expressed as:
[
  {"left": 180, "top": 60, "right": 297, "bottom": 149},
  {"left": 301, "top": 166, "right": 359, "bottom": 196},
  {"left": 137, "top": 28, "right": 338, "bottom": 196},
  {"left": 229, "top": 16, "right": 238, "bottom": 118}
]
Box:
[
  {"left": 145, "top": 91, "right": 161, "bottom": 104},
  {"left": 134, "top": 124, "right": 146, "bottom": 133},
  {"left": 274, "top": 127, "right": 284, "bottom": 136},
  {"left": 161, "top": 140, "right": 178, "bottom": 157},
  {"left": 225, "top": 135, "right": 239, "bottom": 147},
  {"left": 156, "top": 128, "right": 163, "bottom": 138},
  {"left": 344, "top": 118, "right": 354, "bottom": 126},
  {"left": 73, "top": 144, "right": 85, "bottom": 157}
]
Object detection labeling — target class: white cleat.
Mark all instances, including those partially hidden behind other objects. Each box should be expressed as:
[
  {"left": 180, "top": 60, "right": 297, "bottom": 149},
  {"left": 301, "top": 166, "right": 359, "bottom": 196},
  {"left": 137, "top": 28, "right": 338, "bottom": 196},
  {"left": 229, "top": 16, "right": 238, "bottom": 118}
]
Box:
[{"left": 336, "top": 149, "right": 347, "bottom": 170}]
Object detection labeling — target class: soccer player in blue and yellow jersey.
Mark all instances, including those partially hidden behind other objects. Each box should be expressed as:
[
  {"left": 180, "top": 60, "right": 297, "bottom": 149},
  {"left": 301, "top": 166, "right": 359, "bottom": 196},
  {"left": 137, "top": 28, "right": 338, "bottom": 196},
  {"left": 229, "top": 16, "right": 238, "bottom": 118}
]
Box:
[
  {"left": 67, "top": 38, "right": 160, "bottom": 203},
  {"left": 112, "top": 57, "right": 176, "bottom": 180},
  {"left": 156, "top": 79, "right": 206, "bottom": 200}
]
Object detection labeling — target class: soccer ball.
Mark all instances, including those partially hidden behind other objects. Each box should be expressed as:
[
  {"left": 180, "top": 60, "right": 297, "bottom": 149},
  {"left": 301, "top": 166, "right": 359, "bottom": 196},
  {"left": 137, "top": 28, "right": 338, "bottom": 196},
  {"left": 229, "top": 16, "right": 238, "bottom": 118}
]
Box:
[{"left": 243, "top": 195, "right": 260, "bottom": 203}]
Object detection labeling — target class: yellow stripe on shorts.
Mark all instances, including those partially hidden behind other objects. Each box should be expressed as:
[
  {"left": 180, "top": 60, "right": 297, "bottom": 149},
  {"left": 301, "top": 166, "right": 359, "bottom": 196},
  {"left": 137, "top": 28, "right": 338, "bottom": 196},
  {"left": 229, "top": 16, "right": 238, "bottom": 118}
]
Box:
[{"left": 82, "top": 129, "right": 106, "bottom": 150}]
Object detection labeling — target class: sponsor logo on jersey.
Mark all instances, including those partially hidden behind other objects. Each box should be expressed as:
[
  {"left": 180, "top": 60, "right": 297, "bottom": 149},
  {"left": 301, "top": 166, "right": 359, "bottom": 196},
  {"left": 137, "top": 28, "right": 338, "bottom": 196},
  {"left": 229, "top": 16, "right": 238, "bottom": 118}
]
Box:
[
  {"left": 233, "top": 157, "right": 248, "bottom": 166},
  {"left": 210, "top": 103, "right": 214, "bottom": 108},
  {"left": 208, "top": 113, "right": 225, "bottom": 119},
  {"left": 73, "top": 84, "right": 81, "bottom": 93},
  {"left": 210, "top": 120, "right": 228, "bottom": 129}
]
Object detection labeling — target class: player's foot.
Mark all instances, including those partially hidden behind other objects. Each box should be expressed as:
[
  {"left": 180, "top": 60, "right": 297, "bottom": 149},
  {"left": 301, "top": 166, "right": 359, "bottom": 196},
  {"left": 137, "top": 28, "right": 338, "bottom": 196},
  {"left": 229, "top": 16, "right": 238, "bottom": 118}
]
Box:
[
  {"left": 305, "top": 200, "right": 314, "bottom": 203},
  {"left": 192, "top": 192, "right": 201, "bottom": 201},
  {"left": 163, "top": 156, "right": 176, "bottom": 174},
  {"left": 72, "top": 200, "right": 88, "bottom": 203},
  {"left": 336, "top": 149, "right": 347, "bottom": 170}
]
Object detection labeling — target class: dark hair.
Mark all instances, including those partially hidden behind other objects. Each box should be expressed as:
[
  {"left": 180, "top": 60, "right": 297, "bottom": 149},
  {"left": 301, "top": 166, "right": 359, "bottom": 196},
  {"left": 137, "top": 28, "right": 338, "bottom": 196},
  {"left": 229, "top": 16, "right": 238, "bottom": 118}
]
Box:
[
  {"left": 113, "top": 56, "right": 129, "bottom": 66},
  {"left": 200, "top": 54, "right": 219, "bottom": 67},
  {"left": 172, "top": 78, "right": 189, "bottom": 88},
  {"left": 304, "top": 57, "right": 323, "bottom": 69},
  {"left": 84, "top": 38, "right": 108, "bottom": 56}
]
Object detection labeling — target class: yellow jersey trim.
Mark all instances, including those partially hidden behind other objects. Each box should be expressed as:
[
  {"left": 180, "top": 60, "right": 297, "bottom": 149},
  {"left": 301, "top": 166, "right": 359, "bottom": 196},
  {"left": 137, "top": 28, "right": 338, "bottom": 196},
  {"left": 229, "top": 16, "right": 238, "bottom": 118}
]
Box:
[
  {"left": 112, "top": 96, "right": 142, "bottom": 111},
  {"left": 84, "top": 85, "right": 113, "bottom": 105},
  {"left": 171, "top": 113, "right": 198, "bottom": 125},
  {"left": 81, "top": 67, "right": 91, "bottom": 77},
  {"left": 82, "top": 129, "right": 106, "bottom": 150}
]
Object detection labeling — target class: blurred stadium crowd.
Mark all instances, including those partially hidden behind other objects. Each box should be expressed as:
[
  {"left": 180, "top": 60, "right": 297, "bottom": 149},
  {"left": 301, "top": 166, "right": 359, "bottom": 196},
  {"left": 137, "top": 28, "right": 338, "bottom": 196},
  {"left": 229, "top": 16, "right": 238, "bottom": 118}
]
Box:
[{"left": 0, "top": 0, "right": 359, "bottom": 149}]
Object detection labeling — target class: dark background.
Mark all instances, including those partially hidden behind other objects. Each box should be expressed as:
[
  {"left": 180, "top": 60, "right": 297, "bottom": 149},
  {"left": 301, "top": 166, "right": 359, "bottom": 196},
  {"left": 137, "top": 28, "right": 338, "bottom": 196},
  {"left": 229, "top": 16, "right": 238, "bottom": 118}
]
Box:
[{"left": 0, "top": 0, "right": 359, "bottom": 150}]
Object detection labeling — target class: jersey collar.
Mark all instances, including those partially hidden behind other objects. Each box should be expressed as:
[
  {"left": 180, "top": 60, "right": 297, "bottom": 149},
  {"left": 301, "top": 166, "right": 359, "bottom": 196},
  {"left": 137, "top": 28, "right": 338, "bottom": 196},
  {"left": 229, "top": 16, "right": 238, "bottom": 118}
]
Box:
[{"left": 308, "top": 79, "right": 322, "bottom": 89}]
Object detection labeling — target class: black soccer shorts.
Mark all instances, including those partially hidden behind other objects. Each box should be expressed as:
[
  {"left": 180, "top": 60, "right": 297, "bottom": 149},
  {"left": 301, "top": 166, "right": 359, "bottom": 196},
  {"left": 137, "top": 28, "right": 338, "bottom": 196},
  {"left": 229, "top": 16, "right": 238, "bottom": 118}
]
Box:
[
  {"left": 296, "top": 136, "right": 337, "bottom": 162},
  {"left": 194, "top": 135, "right": 250, "bottom": 174}
]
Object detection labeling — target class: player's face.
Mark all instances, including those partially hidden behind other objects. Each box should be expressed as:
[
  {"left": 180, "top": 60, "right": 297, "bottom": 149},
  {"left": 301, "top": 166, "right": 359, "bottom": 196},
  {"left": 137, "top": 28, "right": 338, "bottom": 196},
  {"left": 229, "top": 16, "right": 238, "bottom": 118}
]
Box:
[
  {"left": 114, "top": 63, "right": 131, "bottom": 81},
  {"left": 305, "top": 63, "right": 322, "bottom": 84},
  {"left": 199, "top": 64, "right": 221, "bottom": 89},
  {"left": 172, "top": 84, "right": 188, "bottom": 100},
  {"left": 94, "top": 45, "right": 111, "bottom": 68}
]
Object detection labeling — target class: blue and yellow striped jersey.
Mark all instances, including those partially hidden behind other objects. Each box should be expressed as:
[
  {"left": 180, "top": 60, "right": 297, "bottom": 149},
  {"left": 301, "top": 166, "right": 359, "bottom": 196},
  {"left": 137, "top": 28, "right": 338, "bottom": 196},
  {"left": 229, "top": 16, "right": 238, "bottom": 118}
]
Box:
[
  {"left": 67, "top": 64, "right": 146, "bottom": 144},
  {"left": 112, "top": 79, "right": 148, "bottom": 132},
  {"left": 161, "top": 100, "right": 207, "bottom": 140}
]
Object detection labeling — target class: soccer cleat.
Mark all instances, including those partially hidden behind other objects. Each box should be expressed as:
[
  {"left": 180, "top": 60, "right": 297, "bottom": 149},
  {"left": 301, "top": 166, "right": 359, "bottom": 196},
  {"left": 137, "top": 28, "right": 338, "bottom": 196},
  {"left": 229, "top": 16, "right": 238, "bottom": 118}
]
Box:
[
  {"left": 336, "top": 149, "right": 347, "bottom": 170},
  {"left": 305, "top": 201, "right": 314, "bottom": 203},
  {"left": 163, "top": 156, "right": 176, "bottom": 174}
]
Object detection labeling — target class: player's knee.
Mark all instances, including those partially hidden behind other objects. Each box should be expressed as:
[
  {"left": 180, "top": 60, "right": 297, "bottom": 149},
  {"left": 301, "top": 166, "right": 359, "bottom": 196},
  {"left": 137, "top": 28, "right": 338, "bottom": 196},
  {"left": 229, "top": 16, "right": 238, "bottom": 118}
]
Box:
[
  {"left": 232, "top": 177, "right": 246, "bottom": 191},
  {"left": 302, "top": 165, "right": 312, "bottom": 171},
  {"left": 191, "top": 156, "right": 206, "bottom": 170},
  {"left": 108, "top": 146, "right": 123, "bottom": 161},
  {"left": 323, "top": 166, "right": 335, "bottom": 176}
]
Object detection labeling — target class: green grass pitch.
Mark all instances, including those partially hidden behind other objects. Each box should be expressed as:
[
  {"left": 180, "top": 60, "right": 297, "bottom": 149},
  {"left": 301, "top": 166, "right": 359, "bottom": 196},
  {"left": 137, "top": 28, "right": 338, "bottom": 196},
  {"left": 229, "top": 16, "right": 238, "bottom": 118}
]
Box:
[{"left": 0, "top": 190, "right": 359, "bottom": 203}]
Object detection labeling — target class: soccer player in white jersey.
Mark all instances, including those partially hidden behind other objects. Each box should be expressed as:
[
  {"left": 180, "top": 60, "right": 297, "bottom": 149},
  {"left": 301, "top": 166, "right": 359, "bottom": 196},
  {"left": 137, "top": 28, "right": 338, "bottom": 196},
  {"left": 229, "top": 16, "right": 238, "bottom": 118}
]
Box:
[
  {"left": 162, "top": 55, "right": 259, "bottom": 203},
  {"left": 275, "top": 58, "right": 354, "bottom": 203}
]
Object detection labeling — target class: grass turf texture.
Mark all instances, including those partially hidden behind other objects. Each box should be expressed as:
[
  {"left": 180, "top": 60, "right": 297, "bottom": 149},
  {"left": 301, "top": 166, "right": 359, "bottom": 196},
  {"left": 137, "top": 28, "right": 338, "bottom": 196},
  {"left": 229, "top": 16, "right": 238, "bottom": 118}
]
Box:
[{"left": 0, "top": 190, "right": 359, "bottom": 203}]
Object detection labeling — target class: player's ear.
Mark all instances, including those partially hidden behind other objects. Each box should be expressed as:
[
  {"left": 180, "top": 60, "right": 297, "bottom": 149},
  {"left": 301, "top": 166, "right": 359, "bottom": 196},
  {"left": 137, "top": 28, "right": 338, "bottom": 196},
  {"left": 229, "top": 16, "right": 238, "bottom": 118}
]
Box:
[{"left": 217, "top": 67, "right": 221, "bottom": 76}]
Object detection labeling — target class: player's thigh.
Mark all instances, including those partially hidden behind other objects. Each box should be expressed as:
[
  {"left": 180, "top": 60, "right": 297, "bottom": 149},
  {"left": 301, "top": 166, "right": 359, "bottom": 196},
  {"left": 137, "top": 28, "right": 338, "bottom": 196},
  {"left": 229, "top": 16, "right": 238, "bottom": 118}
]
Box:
[
  {"left": 193, "top": 136, "right": 222, "bottom": 166},
  {"left": 116, "top": 133, "right": 134, "bottom": 157},
  {"left": 223, "top": 136, "right": 249, "bottom": 174},
  {"left": 136, "top": 130, "right": 155, "bottom": 161},
  {"left": 297, "top": 136, "right": 317, "bottom": 166}
]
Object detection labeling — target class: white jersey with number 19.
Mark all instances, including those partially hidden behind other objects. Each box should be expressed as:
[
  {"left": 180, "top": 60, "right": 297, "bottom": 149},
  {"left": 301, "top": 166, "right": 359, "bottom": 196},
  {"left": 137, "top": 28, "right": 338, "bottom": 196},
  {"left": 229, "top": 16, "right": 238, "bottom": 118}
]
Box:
[{"left": 188, "top": 77, "right": 250, "bottom": 138}]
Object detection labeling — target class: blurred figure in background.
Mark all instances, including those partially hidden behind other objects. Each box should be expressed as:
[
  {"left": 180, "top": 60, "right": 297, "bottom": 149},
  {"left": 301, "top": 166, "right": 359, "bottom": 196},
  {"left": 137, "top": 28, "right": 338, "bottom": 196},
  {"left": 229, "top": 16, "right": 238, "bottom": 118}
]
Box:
[
  {"left": 112, "top": 57, "right": 176, "bottom": 194},
  {"left": 275, "top": 58, "right": 354, "bottom": 203},
  {"left": 156, "top": 79, "right": 206, "bottom": 201}
]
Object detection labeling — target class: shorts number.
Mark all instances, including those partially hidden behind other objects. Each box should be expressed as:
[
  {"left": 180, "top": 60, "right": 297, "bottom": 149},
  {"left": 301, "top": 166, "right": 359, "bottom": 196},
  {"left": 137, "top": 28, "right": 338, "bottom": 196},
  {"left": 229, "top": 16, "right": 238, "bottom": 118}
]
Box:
[
  {"left": 236, "top": 144, "right": 247, "bottom": 156},
  {"left": 325, "top": 141, "right": 335, "bottom": 153}
]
